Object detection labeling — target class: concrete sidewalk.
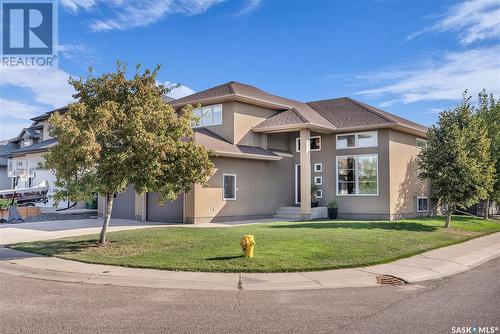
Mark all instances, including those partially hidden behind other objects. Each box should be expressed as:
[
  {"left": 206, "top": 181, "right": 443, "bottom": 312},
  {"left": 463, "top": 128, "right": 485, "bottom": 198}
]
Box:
[{"left": 1, "top": 231, "right": 499, "bottom": 291}]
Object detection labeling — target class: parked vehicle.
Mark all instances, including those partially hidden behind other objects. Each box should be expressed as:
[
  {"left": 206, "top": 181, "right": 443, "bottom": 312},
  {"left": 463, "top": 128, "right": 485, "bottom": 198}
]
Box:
[{"left": 0, "top": 180, "right": 49, "bottom": 206}]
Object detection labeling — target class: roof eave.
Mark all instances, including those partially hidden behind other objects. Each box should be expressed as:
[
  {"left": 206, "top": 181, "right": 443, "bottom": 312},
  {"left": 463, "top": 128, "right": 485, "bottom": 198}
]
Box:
[
  {"left": 214, "top": 150, "right": 283, "bottom": 161},
  {"left": 172, "top": 94, "right": 291, "bottom": 111},
  {"left": 252, "top": 123, "right": 335, "bottom": 134}
]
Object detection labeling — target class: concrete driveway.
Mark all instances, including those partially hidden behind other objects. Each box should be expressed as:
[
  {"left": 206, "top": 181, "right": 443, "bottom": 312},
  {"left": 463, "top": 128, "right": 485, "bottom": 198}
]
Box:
[{"left": 0, "top": 219, "right": 176, "bottom": 245}]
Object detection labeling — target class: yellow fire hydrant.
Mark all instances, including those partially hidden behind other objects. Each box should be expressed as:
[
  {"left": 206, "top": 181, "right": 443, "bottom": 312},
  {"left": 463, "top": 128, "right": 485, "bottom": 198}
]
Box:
[{"left": 240, "top": 235, "right": 255, "bottom": 257}]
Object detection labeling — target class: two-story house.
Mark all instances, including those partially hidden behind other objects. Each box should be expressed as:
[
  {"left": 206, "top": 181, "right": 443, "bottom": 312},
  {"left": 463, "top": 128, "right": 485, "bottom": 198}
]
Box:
[
  {"left": 1, "top": 107, "right": 65, "bottom": 208},
  {"left": 101, "top": 81, "right": 432, "bottom": 223}
]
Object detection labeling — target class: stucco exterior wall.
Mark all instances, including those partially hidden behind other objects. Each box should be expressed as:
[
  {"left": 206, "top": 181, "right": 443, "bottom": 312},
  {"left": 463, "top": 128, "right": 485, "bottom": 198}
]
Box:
[
  {"left": 388, "top": 130, "right": 432, "bottom": 219},
  {"left": 196, "top": 101, "right": 278, "bottom": 146},
  {"left": 288, "top": 130, "right": 391, "bottom": 219},
  {"left": 185, "top": 156, "right": 294, "bottom": 224},
  {"left": 0, "top": 166, "right": 11, "bottom": 190}
]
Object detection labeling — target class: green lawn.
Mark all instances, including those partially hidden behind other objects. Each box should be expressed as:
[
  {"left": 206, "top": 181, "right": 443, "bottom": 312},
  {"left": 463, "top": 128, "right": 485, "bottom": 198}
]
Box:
[{"left": 8, "top": 216, "right": 500, "bottom": 273}]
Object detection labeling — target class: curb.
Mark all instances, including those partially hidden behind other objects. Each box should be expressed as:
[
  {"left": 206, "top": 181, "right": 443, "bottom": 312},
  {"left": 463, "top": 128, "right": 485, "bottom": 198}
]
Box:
[{"left": 1, "top": 232, "right": 499, "bottom": 291}]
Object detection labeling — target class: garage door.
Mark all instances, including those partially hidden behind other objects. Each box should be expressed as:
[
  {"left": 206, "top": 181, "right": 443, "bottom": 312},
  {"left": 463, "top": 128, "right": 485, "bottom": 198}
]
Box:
[
  {"left": 147, "top": 192, "right": 183, "bottom": 223},
  {"left": 111, "top": 185, "right": 135, "bottom": 219}
]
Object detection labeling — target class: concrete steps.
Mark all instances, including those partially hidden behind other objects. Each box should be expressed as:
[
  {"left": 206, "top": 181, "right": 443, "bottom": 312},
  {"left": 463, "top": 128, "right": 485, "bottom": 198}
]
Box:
[{"left": 273, "top": 206, "right": 327, "bottom": 220}]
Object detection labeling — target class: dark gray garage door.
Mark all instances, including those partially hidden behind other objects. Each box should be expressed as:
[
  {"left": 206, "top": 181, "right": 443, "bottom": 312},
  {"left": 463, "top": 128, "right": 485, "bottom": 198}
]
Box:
[
  {"left": 111, "top": 184, "right": 135, "bottom": 219},
  {"left": 146, "top": 192, "right": 183, "bottom": 223}
]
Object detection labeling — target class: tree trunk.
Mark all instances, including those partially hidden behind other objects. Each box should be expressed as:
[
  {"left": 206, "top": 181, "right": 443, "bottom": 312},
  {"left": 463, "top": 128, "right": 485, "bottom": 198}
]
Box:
[
  {"left": 98, "top": 193, "right": 114, "bottom": 245},
  {"left": 445, "top": 211, "right": 452, "bottom": 228},
  {"left": 484, "top": 199, "right": 490, "bottom": 220}
]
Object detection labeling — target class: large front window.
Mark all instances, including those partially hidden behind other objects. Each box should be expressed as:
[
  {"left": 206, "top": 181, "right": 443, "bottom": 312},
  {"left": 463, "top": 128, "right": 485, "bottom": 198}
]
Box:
[
  {"left": 193, "top": 104, "right": 223, "bottom": 127},
  {"left": 337, "top": 154, "right": 378, "bottom": 195}
]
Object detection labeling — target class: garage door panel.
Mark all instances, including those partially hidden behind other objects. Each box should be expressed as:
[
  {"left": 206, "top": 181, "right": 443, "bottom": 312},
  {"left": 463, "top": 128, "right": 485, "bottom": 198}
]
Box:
[
  {"left": 111, "top": 185, "right": 135, "bottom": 219},
  {"left": 147, "top": 192, "right": 183, "bottom": 223}
]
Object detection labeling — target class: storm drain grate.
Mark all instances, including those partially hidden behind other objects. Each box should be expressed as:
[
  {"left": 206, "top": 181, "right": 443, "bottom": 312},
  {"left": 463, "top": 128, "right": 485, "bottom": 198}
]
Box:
[{"left": 376, "top": 275, "right": 408, "bottom": 286}]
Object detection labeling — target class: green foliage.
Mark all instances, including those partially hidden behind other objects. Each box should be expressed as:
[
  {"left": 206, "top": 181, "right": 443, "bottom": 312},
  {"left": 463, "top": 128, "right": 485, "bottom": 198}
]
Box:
[
  {"left": 43, "top": 62, "right": 214, "bottom": 206},
  {"left": 311, "top": 185, "right": 321, "bottom": 201},
  {"left": 327, "top": 200, "right": 337, "bottom": 209},
  {"left": 0, "top": 199, "right": 12, "bottom": 209},
  {"left": 477, "top": 90, "right": 500, "bottom": 201},
  {"left": 418, "top": 93, "right": 495, "bottom": 222}
]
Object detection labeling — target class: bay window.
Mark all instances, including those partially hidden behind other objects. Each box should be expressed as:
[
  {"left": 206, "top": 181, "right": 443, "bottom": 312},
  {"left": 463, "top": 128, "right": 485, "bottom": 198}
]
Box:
[{"left": 337, "top": 154, "right": 378, "bottom": 195}]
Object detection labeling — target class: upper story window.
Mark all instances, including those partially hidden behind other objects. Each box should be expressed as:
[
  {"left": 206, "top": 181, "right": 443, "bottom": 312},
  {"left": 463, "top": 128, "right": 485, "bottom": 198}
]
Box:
[
  {"left": 296, "top": 136, "right": 321, "bottom": 152},
  {"left": 21, "top": 139, "right": 32, "bottom": 147},
  {"left": 193, "top": 104, "right": 222, "bottom": 127},
  {"left": 416, "top": 138, "right": 427, "bottom": 149},
  {"left": 336, "top": 131, "right": 378, "bottom": 150}
]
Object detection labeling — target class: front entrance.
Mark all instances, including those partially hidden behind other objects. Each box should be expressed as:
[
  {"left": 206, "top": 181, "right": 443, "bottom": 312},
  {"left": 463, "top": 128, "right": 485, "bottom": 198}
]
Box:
[
  {"left": 146, "top": 192, "right": 184, "bottom": 223},
  {"left": 295, "top": 164, "right": 301, "bottom": 205}
]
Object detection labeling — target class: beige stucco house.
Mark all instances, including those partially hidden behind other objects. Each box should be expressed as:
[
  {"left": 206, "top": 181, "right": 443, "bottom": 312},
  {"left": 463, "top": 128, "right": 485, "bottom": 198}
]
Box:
[{"left": 99, "top": 81, "right": 432, "bottom": 223}]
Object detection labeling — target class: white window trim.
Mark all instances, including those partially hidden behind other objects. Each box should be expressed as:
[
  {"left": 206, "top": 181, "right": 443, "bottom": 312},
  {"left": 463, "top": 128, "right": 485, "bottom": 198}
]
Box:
[
  {"left": 314, "top": 163, "right": 323, "bottom": 172},
  {"left": 314, "top": 176, "right": 323, "bottom": 185},
  {"left": 296, "top": 136, "right": 321, "bottom": 152},
  {"left": 336, "top": 153, "right": 379, "bottom": 197},
  {"left": 416, "top": 138, "right": 427, "bottom": 149},
  {"left": 315, "top": 189, "right": 323, "bottom": 199},
  {"left": 336, "top": 131, "right": 378, "bottom": 150},
  {"left": 192, "top": 104, "right": 223, "bottom": 128},
  {"left": 222, "top": 173, "right": 237, "bottom": 201},
  {"left": 416, "top": 197, "right": 429, "bottom": 212}
]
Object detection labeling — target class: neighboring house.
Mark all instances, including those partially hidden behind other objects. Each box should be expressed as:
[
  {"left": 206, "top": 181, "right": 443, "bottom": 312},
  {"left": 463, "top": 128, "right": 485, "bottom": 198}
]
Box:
[
  {"left": 0, "top": 139, "right": 19, "bottom": 190},
  {"left": 1, "top": 107, "right": 67, "bottom": 208},
  {"left": 100, "top": 81, "right": 433, "bottom": 223}
]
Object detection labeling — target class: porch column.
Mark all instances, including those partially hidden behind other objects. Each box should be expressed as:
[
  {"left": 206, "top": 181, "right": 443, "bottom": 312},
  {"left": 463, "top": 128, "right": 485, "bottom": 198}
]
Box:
[{"left": 300, "top": 129, "right": 311, "bottom": 219}]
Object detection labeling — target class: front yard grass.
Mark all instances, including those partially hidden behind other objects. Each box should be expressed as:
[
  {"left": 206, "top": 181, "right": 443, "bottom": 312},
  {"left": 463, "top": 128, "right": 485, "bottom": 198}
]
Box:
[{"left": 8, "top": 216, "right": 500, "bottom": 273}]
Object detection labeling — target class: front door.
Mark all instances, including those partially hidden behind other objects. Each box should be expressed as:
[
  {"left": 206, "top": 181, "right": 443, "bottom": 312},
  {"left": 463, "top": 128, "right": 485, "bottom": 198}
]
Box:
[{"left": 295, "top": 164, "right": 301, "bottom": 205}]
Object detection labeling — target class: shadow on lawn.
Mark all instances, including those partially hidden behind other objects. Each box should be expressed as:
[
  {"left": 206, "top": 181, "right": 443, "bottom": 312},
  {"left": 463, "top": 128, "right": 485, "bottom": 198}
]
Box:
[
  {"left": 10, "top": 239, "right": 99, "bottom": 256},
  {"left": 269, "top": 221, "right": 438, "bottom": 232},
  {"left": 206, "top": 255, "right": 243, "bottom": 261}
]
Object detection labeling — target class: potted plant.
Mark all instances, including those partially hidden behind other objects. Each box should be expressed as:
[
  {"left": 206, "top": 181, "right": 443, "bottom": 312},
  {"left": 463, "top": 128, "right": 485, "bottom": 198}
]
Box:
[
  {"left": 311, "top": 185, "right": 320, "bottom": 208},
  {"left": 327, "top": 200, "right": 338, "bottom": 219}
]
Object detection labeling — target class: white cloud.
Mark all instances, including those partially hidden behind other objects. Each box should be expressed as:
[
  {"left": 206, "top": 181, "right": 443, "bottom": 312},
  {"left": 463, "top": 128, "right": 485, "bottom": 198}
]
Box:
[
  {"left": 408, "top": 0, "right": 500, "bottom": 45},
  {"left": 59, "top": 0, "right": 225, "bottom": 31},
  {"left": 164, "top": 81, "right": 195, "bottom": 99},
  {"left": 0, "top": 98, "right": 44, "bottom": 119},
  {"left": 357, "top": 46, "right": 500, "bottom": 105},
  {"left": 60, "top": 0, "right": 97, "bottom": 12},
  {"left": 0, "top": 68, "right": 75, "bottom": 107},
  {"left": 234, "top": 0, "right": 262, "bottom": 16}
]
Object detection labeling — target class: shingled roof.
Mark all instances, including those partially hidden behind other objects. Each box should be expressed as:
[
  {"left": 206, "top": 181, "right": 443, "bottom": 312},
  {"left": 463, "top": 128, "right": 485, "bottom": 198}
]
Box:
[
  {"left": 306, "top": 97, "right": 427, "bottom": 133},
  {"left": 172, "top": 81, "right": 335, "bottom": 132},
  {"left": 173, "top": 81, "right": 426, "bottom": 135},
  {"left": 193, "top": 128, "right": 282, "bottom": 160}
]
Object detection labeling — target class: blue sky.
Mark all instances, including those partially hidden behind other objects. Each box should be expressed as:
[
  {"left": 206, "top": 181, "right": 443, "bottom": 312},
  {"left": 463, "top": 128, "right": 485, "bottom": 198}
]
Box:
[{"left": 1, "top": 0, "right": 499, "bottom": 140}]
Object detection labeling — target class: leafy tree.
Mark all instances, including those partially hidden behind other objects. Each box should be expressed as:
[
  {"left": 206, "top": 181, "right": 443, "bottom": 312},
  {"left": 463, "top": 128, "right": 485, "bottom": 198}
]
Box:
[
  {"left": 477, "top": 90, "right": 500, "bottom": 218},
  {"left": 418, "top": 93, "right": 495, "bottom": 227},
  {"left": 44, "top": 63, "right": 214, "bottom": 244}
]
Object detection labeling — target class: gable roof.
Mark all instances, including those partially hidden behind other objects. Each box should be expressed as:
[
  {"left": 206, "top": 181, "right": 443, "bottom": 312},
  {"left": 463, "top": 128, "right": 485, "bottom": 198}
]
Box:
[{"left": 6, "top": 138, "right": 58, "bottom": 157}]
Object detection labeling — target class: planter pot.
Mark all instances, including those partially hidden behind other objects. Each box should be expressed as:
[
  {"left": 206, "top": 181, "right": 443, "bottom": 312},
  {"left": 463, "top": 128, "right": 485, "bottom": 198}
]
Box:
[
  {"left": 327, "top": 207, "right": 338, "bottom": 219},
  {"left": 311, "top": 201, "right": 319, "bottom": 208}
]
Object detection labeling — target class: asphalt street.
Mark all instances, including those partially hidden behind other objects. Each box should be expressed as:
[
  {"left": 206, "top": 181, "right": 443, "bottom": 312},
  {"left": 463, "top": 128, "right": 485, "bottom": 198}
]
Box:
[{"left": 1, "top": 257, "right": 499, "bottom": 334}]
